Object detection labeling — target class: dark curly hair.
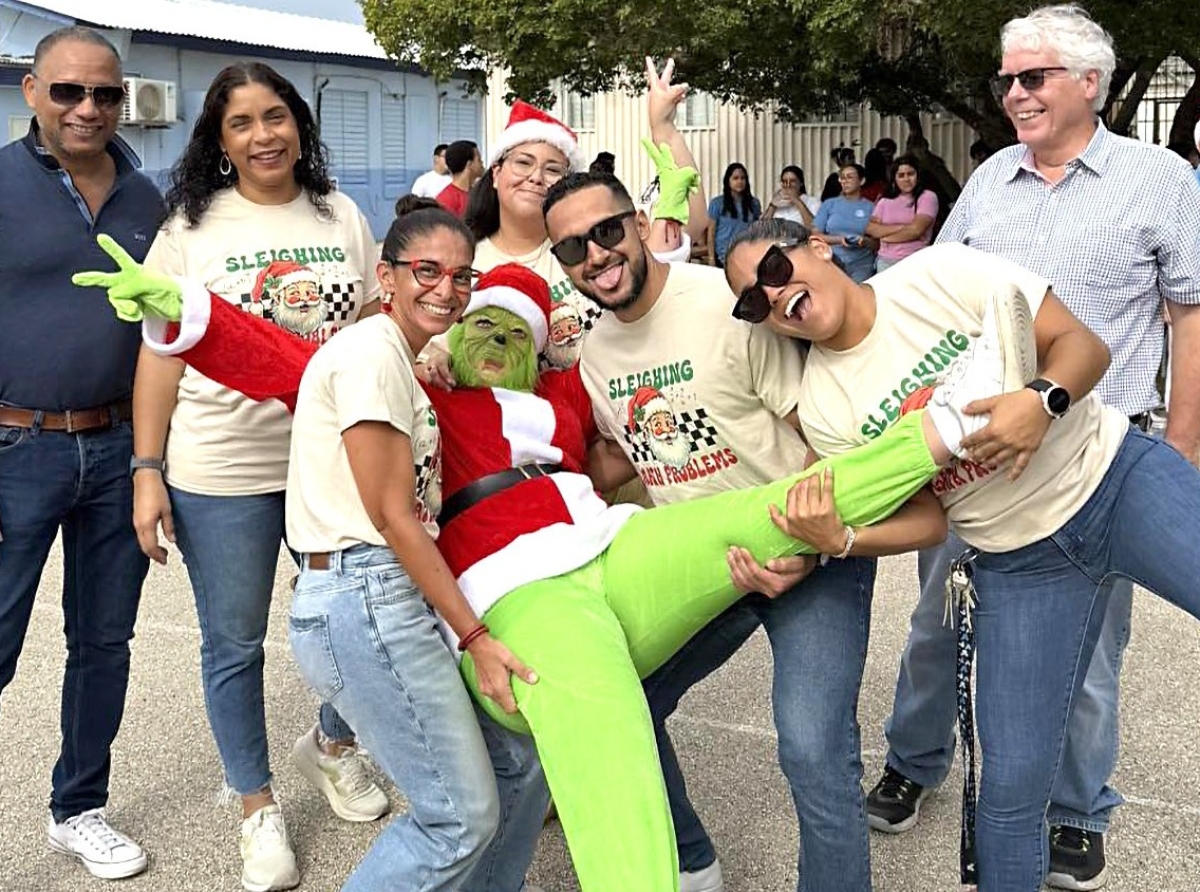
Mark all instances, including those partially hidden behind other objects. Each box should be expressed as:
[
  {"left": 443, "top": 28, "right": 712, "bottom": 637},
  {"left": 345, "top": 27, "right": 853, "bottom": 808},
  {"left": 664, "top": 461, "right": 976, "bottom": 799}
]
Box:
[{"left": 164, "top": 62, "right": 334, "bottom": 226}]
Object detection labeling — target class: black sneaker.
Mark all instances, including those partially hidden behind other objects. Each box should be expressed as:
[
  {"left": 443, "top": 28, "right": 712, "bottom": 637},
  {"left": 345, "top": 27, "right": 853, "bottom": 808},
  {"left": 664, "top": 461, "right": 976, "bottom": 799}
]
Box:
[
  {"left": 1046, "top": 825, "right": 1108, "bottom": 890},
  {"left": 865, "top": 766, "right": 930, "bottom": 833}
]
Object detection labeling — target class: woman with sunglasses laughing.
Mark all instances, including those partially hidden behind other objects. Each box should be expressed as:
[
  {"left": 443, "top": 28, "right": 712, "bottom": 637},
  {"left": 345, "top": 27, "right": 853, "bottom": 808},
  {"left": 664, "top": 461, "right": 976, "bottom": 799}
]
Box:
[
  {"left": 724, "top": 216, "right": 1200, "bottom": 891},
  {"left": 130, "top": 62, "right": 385, "bottom": 891}
]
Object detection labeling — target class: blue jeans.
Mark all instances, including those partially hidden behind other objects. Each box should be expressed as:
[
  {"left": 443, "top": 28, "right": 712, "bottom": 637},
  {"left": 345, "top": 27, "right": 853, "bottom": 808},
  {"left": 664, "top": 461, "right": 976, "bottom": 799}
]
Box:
[
  {"left": 289, "top": 546, "right": 546, "bottom": 892},
  {"left": 0, "top": 421, "right": 148, "bottom": 821},
  {"left": 644, "top": 556, "right": 876, "bottom": 892},
  {"left": 885, "top": 535, "right": 1129, "bottom": 832},
  {"left": 968, "top": 429, "right": 1200, "bottom": 890},
  {"left": 170, "top": 488, "right": 352, "bottom": 795}
]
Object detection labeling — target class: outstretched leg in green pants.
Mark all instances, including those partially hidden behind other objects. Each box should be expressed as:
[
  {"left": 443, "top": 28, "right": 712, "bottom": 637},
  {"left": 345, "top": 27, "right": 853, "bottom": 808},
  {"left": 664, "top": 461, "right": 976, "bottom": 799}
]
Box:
[{"left": 462, "top": 410, "right": 941, "bottom": 892}]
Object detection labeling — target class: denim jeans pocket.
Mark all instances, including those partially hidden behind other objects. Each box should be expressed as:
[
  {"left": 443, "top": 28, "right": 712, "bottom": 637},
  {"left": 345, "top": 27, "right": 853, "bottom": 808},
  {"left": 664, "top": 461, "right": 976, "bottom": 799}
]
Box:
[
  {"left": 0, "top": 425, "right": 29, "bottom": 454},
  {"left": 289, "top": 613, "right": 344, "bottom": 701}
]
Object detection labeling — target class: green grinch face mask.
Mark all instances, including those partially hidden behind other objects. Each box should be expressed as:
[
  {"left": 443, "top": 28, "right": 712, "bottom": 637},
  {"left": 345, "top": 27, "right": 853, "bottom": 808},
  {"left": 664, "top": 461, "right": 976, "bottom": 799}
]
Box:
[{"left": 448, "top": 305, "right": 540, "bottom": 392}]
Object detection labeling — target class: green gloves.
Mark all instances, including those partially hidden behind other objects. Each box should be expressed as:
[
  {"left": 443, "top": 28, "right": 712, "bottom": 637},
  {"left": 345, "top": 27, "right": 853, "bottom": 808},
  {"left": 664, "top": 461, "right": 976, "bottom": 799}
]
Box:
[
  {"left": 72, "top": 234, "right": 183, "bottom": 322},
  {"left": 641, "top": 138, "right": 699, "bottom": 224}
]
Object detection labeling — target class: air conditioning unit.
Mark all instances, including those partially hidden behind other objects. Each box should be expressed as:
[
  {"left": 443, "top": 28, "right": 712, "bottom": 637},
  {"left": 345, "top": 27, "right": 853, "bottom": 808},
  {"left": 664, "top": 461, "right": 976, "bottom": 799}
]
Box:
[{"left": 122, "top": 78, "right": 177, "bottom": 126}]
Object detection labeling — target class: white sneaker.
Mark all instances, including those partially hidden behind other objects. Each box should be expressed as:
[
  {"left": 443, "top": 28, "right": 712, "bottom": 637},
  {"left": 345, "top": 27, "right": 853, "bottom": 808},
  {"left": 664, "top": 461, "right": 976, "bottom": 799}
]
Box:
[
  {"left": 680, "top": 858, "right": 725, "bottom": 892},
  {"left": 927, "top": 286, "right": 1037, "bottom": 457},
  {"left": 47, "top": 808, "right": 148, "bottom": 880},
  {"left": 240, "top": 805, "right": 300, "bottom": 892},
  {"left": 293, "top": 724, "right": 390, "bottom": 822}
]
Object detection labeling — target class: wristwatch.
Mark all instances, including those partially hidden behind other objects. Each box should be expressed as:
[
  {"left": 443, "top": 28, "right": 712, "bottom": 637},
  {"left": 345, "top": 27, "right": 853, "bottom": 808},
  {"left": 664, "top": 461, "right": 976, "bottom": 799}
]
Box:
[
  {"left": 130, "top": 456, "right": 166, "bottom": 477},
  {"left": 1025, "top": 378, "right": 1071, "bottom": 419}
]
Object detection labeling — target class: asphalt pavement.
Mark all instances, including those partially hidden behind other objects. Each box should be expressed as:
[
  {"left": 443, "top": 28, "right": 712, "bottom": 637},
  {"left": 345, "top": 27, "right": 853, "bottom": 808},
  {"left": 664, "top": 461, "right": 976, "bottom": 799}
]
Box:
[{"left": 1, "top": 545, "right": 1197, "bottom": 891}]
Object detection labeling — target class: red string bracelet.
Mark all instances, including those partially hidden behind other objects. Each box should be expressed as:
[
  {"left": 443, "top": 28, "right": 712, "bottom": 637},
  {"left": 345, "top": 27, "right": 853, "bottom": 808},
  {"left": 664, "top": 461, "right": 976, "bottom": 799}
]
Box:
[{"left": 457, "top": 623, "right": 489, "bottom": 652}]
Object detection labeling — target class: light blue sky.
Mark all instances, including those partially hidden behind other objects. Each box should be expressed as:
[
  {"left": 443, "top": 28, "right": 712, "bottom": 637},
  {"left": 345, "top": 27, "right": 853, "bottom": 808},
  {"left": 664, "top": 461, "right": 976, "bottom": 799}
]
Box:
[{"left": 236, "top": 0, "right": 364, "bottom": 23}]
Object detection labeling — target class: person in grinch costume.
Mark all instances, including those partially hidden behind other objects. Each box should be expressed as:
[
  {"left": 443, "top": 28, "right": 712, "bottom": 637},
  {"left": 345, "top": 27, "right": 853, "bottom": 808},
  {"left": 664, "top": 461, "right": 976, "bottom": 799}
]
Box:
[{"left": 75, "top": 221, "right": 1035, "bottom": 892}]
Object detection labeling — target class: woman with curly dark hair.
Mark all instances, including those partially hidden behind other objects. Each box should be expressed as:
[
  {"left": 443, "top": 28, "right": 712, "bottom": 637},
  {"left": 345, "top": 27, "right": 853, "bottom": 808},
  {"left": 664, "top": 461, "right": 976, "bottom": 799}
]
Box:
[{"left": 132, "top": 61, "right": 384, "bottom": 891}]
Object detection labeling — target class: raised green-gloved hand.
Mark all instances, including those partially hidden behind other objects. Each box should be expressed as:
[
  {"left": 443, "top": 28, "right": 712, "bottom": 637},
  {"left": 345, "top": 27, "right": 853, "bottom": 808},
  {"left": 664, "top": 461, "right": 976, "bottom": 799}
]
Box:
[
  {"left": 641, "top": 138, "right": 699, "bottom": 224},
  {"left": 72, "top": 234, "right": 183, "bottom": 322}
]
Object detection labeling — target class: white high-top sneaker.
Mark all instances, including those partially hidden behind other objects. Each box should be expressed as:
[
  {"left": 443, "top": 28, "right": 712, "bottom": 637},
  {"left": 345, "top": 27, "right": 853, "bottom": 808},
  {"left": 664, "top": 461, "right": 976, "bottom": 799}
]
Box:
[{"left": 926, "top": 286, "right": 1038, "bottom": 458}]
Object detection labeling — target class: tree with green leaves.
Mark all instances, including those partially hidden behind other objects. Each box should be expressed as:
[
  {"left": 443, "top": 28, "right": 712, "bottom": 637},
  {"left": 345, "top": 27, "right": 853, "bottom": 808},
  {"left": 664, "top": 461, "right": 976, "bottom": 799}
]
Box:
[{"left": 360, "top": 0, "right": 1200, "bottom": 153}]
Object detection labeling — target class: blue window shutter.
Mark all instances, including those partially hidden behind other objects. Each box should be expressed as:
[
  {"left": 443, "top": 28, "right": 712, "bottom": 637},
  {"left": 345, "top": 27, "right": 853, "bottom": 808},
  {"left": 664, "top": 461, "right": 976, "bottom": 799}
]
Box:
[{"left": 322, "top": 88, "right": 369, "bottom": 185}]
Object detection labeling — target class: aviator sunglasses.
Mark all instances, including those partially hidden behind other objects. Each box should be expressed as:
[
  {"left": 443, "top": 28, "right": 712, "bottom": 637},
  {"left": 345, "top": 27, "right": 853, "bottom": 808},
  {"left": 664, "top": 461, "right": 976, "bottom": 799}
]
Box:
[
  {"left": 549, "top": 211, "right": 635, "bottom": 266},
  {"left": 731, "top": 239, "right": 801, "bottom": 324},
  {"left": 39, "top": 79, "right": 126, "bottom": 110},
  {"left": 989, "top": 66, "right": 1069, "bottom": 101}
]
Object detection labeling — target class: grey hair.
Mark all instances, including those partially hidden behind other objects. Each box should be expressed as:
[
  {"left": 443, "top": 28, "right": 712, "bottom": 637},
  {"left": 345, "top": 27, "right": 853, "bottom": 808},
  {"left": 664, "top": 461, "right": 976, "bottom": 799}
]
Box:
[
  {"left": 33, "top": 26, "right": 121, "bottom": 75},
  {"left": 1001, "top": 5, "right": 1114, "bottom": 111}
]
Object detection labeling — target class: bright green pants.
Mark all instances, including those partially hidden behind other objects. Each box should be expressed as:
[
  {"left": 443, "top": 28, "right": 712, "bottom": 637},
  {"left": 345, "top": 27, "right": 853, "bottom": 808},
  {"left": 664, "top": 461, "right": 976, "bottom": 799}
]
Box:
[{"left": 462, "top": 411, "right": 937, "bottom": 892}]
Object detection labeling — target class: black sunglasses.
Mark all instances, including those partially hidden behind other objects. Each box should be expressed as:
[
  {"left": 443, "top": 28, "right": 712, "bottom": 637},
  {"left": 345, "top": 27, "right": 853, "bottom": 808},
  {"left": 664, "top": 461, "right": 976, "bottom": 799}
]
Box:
[
  {"left": 731, "top": 240, "right": 801, "bottom": 324},
  {"left": 989, "top": 66, "right": 1069, "bottom": 101},
  {"left": 42, "top": 80, "right": 126, "bottom": 110},
  {"left": 550, "top": 211, "right": 635, "bottom": 266}
]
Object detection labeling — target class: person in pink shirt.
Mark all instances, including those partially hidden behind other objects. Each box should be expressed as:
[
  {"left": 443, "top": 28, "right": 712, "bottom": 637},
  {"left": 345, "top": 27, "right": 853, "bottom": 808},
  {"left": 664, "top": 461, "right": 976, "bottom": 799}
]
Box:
[{"left": 867, "top": 155, "right": 939, "bottom": 272}]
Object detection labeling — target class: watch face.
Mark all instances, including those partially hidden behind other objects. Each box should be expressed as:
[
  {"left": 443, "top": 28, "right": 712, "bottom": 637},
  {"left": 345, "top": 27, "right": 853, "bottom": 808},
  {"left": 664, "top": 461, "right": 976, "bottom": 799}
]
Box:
[{"left": 1047, "top": 387, "right": 1071, "bottom": 415}]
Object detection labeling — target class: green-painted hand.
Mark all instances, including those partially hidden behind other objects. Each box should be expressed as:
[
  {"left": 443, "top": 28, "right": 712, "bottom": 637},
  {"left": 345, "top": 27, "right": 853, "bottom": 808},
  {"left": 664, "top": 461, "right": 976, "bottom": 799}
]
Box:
[
  {"left": 641, "top": 138, "right": 698, "bottom": 224},
  {"left": 72, "top": 234, "right": 183, "bottom": 322}
]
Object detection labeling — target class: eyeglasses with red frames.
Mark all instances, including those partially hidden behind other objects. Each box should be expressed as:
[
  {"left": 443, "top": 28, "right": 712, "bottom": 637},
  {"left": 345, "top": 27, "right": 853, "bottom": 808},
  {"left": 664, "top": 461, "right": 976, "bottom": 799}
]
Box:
[{"left": 386, "top": 258, "right": 480, "bottom": 294}]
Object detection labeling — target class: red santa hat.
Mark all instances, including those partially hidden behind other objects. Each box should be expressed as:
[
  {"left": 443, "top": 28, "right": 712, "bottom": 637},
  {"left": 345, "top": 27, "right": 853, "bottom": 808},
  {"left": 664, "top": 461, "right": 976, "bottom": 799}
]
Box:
[
  {"left": 487, "top": 100, "right": 587, "bottom": 173},
  {"left": 464, "top": 263, "right": 553, "bottom": 349},
  {"left": 252, "top": 260, "right": 319, "bottom": 306},
  {"left": 626, "top": 386, "right": 672, "bottom": 432}
]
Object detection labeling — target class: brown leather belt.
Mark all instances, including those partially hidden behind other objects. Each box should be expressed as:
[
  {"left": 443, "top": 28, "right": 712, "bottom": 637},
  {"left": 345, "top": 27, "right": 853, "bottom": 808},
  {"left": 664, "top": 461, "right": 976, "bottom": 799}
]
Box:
[
  {"left": 307, "top": 552, "right": 332, "bottom": 570},
  {"left": 0, "top": 400, "right": 133, "bottom": 433}
]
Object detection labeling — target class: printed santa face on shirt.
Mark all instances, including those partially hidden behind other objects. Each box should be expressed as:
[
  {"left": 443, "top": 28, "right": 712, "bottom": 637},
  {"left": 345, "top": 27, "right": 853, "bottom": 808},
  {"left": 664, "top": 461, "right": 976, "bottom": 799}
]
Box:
[
  {"left": 627, "top": 386, "right": 691, "bottom": 469},
  {"left": 545, "top": 302, "right": 585, "bottom": 369},
  {"left": 251, "top": 259, "right": 327, "bottom": 337}
]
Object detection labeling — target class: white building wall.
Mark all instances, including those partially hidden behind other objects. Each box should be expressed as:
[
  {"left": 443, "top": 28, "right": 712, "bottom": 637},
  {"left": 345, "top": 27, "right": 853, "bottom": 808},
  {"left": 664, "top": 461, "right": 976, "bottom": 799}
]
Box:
[{"left": 485, "top": 70, "right": 975, "bottom": 202}]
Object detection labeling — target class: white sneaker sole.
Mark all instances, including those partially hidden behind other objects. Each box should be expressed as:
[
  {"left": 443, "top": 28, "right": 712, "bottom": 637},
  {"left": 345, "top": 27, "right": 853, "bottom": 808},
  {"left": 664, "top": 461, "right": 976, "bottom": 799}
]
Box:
[
  {"left": 242, "top": 866, "right": 301, "bottom": 892},
  {"left": 292, "top": 735, "right": 388, "bottom": 823},
  {"left": 47, "top": 836, "right": 148, "bottom": 880},
  {"left": 987, "top": 286, "right": 1037, "bottom": 393},
  {"left": 866, "top": 786, "right": 932, "bottom": 835},
  {"left": 1045, "top": 865, "right": 1109, "bottom": 891}
]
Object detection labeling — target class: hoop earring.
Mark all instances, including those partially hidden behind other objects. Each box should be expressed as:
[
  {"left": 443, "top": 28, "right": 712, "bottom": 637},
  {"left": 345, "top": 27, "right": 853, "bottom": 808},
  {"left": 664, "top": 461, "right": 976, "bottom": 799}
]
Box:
[{"left": 218, "top": 153, "right": 233, "bottom": 177}]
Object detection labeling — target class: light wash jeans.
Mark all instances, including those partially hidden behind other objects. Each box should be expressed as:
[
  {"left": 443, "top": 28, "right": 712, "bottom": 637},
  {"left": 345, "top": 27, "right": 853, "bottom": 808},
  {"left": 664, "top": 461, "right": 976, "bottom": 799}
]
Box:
[
  {"left": 0, "top": 420, "right": 148, "bottom": 821},
  {"left": 644, "top": 556, "right": 878, "bottom": 892},
  {"left": 884, "top": 533, "right": 1129, "bottom": 832},
  {"left": 170, "top": 488, "right": 353, "bottom": 795},
  {"left": 962, "top": 429, "right": 1200, "bottom": 890},
  {"left": 289, "top": 545, "right": 546, "bottom": 892}
]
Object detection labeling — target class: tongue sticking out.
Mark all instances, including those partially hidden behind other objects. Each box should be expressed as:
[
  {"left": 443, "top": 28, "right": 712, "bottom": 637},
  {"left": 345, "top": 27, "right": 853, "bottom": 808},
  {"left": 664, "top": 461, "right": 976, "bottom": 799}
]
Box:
[{"left": 594, "top": 264, "right": 623, "bottom": 290}]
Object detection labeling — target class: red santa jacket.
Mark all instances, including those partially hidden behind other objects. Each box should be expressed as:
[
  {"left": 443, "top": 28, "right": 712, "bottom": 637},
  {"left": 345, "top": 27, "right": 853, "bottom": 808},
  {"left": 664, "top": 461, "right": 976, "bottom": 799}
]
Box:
[{"left": 147, "top": 287, "right": 640, "bottom": 617}]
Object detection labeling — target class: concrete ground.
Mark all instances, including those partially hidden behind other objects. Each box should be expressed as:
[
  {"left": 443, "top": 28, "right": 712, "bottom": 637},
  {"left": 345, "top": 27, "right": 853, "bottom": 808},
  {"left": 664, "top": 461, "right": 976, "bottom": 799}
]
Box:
[{"left": 2, "top": 545, "right": 1198, "bottom": 892}]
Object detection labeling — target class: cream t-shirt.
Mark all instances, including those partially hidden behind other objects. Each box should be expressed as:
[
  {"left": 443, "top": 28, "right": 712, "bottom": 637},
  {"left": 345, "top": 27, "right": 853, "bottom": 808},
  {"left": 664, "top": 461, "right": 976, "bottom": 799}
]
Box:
[
  {"left": 581, "top": 262, "right": 807, "bottom": 506},
  {"left": 798, "top": 242, "right": 1128, "bottom": 553},
  {"left": 145, "top": 188, "right": 381, "bottom": 495},
  {"left": 286, "top": 314, "right": 441, "bottom": 552}
]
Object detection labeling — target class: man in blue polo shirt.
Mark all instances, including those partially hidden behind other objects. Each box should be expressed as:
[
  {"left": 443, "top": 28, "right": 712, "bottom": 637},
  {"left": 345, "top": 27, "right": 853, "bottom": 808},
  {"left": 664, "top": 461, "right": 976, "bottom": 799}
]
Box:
[{"left": 0, "top": 25, "right": 164, "bottom": 880}]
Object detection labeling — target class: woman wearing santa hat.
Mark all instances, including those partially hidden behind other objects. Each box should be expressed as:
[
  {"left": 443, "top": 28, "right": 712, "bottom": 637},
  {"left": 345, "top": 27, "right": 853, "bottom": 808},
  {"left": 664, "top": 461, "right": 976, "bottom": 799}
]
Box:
[{"left": 129, "top": 61, "right": 384, "bottom": 890}]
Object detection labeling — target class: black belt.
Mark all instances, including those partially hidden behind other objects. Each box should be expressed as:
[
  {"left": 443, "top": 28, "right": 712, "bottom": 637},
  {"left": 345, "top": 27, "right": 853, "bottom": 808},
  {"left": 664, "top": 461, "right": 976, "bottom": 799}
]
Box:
[
  {"left": 438, "top": 463, "right": 562, "bottom": 527},
  {"left": 1129, "top": 412, "right": 1151, "bottom": 432}
]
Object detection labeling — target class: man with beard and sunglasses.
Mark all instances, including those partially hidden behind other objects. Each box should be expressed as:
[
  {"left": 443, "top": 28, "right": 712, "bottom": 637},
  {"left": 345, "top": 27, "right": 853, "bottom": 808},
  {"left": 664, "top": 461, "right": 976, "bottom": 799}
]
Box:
[
  {"left": 862, "top": 7, "right": 1200, "bottom": 890},
  {"left": 0, "top": 26, "right": 164, "bottom": 880},
  {"left": 543, "top": 171, "right": 945, "bottom": 892}
]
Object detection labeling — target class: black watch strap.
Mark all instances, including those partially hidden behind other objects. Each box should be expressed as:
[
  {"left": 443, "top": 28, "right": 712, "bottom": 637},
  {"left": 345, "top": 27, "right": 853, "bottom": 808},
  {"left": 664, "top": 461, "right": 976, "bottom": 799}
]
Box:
[
  {"left": 130, "top": 456, "right": 166, "bottom": 477},
  {"left": 1025, "top": 378, "right": 1071, "bottom": 418}
]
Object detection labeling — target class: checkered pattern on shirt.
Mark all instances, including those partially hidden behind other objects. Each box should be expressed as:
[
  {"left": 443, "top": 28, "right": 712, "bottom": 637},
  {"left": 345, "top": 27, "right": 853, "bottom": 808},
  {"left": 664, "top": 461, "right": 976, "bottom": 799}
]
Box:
[
  {"left": 236, "top": 280, "right": 361, "bottom": 326},
  {"left": 936, "top": 124, "right": 1200, "bottom": 415},
  {"left": 622, "top": 407, "right": 719, "bottom": 464}
]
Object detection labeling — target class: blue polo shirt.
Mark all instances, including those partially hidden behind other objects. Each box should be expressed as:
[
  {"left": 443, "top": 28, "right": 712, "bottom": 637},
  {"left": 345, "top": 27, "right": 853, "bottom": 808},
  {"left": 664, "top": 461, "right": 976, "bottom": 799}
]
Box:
[{"left": 0, "top": 119, "right": 165, "bottom": 411}]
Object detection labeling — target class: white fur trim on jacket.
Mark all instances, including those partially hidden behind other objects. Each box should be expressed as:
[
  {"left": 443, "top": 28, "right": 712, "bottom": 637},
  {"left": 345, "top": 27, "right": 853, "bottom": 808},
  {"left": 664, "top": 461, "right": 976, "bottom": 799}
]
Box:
[
  {"left": 142, "top": 278, "right": 212, "bottom": 355},
  {"left": 488, "top": 119, "right": 587, "bottom": 173},
  {"left": 465, "top": 284, "right": 549, "bottom": 349}
]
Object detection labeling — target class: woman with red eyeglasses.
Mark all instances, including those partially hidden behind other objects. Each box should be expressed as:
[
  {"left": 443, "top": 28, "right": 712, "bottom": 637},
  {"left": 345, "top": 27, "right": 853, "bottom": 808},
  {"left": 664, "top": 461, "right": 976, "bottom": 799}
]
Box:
[{"left": 130, "top": 61, "right": 384, "bottom": 890}]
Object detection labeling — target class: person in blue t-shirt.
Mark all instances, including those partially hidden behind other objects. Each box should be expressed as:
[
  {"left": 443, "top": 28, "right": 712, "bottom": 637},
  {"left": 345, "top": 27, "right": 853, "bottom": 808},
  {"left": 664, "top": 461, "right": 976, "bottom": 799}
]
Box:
[
  {"left": 706, "top": 162, "right": 761, "bottom": 266},
  {"left": 813, "top": 163, "right": 878, "bottom": 282}
]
